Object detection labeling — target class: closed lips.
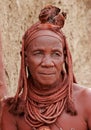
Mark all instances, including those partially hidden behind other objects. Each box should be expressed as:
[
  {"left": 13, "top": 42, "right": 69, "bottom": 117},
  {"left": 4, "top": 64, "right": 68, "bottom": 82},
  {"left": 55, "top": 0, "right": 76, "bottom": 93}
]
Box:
[{"left": 39, "top": 72, "right": 55, "bottom": 75}]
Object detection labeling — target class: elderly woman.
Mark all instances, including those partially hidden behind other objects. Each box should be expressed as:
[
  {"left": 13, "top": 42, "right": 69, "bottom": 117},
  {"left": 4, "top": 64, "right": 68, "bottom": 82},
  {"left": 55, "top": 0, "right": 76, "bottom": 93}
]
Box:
[{"left": 1, "top": 5, "right": 91, "bottom": 130}]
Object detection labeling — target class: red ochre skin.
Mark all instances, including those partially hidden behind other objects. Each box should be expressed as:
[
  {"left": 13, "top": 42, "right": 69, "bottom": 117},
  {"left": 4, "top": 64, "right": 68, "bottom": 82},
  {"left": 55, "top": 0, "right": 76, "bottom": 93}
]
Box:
[
  {"left": 1, "top": 35, "right": 91, "bottom": 130},
  {"left": 1, "top": 5, "right": 91, "bottom": 130},
  {"left": 1, "top": 84, "right": 91, "bottom": 130}
]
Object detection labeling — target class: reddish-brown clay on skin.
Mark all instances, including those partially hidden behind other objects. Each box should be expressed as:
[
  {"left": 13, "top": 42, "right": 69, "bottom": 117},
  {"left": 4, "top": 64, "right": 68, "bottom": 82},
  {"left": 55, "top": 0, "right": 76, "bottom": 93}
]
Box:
[{"left": 1, "top": 5, "right": 91, "bottom": 130}]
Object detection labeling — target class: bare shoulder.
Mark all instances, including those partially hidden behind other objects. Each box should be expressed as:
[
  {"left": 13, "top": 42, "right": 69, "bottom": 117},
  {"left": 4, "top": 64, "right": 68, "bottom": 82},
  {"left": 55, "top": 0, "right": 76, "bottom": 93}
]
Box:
[
  {"left": 73, "top": 83, "right": 91, "bottom": 98},
  {"left": 73, "top": 83, "right": 91, "bottom": 113},
  {"left": 2, "top": 97, "right": 13, "bottom": 112},
  {"left": 1, "top": 98, "right": 18, "bottom": 130},
  {"left": 73, "top": 83, "right": 91, "bottom": 128},
  {"left": 1, "top": 97, "right": 17, "bottom": 122}
]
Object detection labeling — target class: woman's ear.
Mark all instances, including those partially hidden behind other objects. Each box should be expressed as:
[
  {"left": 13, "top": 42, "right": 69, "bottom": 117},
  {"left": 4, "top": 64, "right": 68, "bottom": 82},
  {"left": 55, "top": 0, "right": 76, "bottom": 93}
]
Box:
[
  {"left": 25, "top": 57, "right": 28, "bottom": 66},
  {"left": 63, "top": 49, "right": 68, "bottom": 73},
  {"left": 63, "top": 49, "right": 67, "bottom": 62},
  {"left": 24, "top": 52, "right": 28, "bottom": 66}
]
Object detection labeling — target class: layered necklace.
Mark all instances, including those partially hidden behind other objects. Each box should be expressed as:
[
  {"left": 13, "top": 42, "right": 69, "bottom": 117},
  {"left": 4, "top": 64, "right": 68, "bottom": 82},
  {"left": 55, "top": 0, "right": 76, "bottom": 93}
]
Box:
[{"left": 24, "top": 74, "right": 69, "bottom": 130}]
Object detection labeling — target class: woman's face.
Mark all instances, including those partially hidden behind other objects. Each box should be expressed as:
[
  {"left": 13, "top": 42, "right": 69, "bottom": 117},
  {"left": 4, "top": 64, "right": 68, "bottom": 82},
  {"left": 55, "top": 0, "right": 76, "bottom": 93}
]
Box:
[{"left": 26, "top": 35, "right": 64, "bottom": 87}]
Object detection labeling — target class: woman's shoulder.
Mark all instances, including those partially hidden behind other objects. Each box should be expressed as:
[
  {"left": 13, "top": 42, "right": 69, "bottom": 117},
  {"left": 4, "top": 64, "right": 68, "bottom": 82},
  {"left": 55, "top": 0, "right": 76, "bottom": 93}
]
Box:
[
  {"left": 2, "top": 96, "right": 25, "bottom": 116},
  {"left": 73, "top": 83, "right": 91, "bottom": 95},
  {"left": 73, "top": 83, "right": 91, "bottom": 105},
  {"left": 1, "top": 97, "right": 17, "bottom": 123},
  {"left": 1, "top": 97, "right": 16, "bottom": 116}
]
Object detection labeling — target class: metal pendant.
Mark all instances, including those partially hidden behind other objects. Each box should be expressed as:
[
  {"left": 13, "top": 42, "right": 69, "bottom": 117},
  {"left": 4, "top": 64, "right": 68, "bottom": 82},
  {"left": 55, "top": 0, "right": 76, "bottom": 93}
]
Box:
[{"left": 38, "top": 126, "right": 51, "bottom": 130}]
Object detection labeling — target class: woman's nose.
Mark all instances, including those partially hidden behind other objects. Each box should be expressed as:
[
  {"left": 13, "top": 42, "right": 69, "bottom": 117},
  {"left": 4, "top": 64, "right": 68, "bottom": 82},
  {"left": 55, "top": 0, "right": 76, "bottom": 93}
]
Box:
[{"left": 41, "top": 55, "right": 54, "bottom": 67}]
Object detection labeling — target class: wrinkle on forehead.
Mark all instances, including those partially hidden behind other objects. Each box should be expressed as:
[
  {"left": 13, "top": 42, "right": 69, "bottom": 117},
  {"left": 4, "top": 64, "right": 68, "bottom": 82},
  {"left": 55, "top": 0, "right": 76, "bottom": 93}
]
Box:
[
  {"left": 24, "top": 30, "right": 65, "bottom": 50},
  {"left": 26, "top": 35, "right": 63, "bottom": 53}
]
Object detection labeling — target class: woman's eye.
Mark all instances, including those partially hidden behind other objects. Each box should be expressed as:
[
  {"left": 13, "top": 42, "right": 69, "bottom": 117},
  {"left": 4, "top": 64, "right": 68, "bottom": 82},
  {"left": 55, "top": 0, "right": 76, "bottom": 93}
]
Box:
[
  {"left": 33, "top": 51, "right": 43, "bottom": 56},
  {"left": 52, "top": 52, "right": 61, "bottom": 57}
]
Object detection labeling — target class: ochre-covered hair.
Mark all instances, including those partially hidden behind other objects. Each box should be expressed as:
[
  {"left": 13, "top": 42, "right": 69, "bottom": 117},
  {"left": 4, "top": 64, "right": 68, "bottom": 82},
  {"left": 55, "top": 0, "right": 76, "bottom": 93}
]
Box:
[{"left": 6, "top": 5, "right": 77, "bottom": 128}]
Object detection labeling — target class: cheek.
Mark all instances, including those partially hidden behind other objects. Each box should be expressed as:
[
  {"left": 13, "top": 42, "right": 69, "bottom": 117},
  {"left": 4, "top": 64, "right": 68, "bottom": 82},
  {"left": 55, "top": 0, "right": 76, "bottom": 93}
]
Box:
[
  {"left": 58, "top": 62, "right": 64, "bottom": 71},
  {"left": 55, "top": 58, "right": 64, "bottom": 71},
  {"left": 28, "top": 60, "right": 36, "bottom": 72},
  {"left": 27, "top": 57, "right": 41, "bottom": 73}
]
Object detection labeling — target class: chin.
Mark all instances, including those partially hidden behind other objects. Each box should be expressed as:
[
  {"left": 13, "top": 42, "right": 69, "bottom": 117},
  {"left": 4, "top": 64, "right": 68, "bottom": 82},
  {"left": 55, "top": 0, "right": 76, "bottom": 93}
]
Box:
[
  {"left": 35, "top": 75, "right": 60, "bottom": 87},
  {"left": 38, "top": 79, "right": 58, "bottom": 87}
]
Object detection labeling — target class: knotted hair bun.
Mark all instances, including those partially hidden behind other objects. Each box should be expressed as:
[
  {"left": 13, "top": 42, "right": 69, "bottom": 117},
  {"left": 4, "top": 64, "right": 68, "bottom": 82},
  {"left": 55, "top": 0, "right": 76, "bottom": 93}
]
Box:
[
  {"left": 39, "top": 5, "right": 60, "bottom": 23},
  {"left": 39, "top": 5, "right": 67, "bottom": 29},
  {"left": 53, "top": 12, "right": 67, "bottom": 28}
]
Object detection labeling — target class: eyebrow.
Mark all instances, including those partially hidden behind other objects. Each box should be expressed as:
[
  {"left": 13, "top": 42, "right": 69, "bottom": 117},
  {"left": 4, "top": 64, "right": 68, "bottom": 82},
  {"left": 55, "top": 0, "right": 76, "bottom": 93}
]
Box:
[
  {"left": 51, "top": 50, "right": 63, "bottom": 55},
  {"left": 52, "top": 48, "right": 63, "bottom": 52}
]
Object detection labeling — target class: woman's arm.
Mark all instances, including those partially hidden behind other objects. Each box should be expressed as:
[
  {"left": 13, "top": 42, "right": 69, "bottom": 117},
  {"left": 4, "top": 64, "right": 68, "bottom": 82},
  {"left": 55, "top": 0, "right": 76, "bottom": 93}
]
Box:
[{"left": 1, "top": 104, "right": 18, "bottom": 130}]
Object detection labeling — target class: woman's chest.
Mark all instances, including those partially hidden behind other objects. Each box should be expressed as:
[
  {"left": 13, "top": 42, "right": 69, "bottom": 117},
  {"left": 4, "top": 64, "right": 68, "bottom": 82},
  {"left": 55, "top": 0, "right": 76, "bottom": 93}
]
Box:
[
  {"left": 17, "top": 112, "right": 87, "bottom": 130},
  {"left": 50, "top": 112, "right": 87, "bottom": 130}
]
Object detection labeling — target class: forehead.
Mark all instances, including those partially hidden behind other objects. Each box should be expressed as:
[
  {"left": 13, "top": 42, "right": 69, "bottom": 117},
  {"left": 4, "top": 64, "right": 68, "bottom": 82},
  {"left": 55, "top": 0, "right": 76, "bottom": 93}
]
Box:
[{"left": 28, "top": 35, "right": 63, "bottom": 51}]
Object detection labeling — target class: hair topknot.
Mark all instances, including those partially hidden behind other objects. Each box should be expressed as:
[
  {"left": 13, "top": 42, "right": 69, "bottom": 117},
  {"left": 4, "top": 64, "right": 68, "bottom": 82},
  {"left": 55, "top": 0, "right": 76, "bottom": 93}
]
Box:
[{"left": 39, "top": 5, "right": 67, "bottom": 28}]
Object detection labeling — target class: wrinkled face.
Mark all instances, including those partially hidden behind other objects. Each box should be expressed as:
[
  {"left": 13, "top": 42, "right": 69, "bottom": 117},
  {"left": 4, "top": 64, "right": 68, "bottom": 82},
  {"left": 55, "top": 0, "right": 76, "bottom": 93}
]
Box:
[{"left": 26, "top": 35, "right": 64, "bottom": 87}]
